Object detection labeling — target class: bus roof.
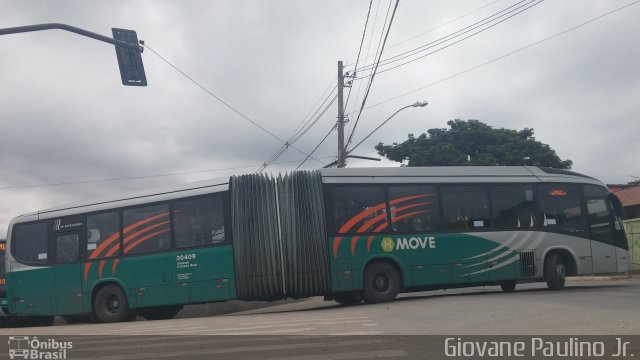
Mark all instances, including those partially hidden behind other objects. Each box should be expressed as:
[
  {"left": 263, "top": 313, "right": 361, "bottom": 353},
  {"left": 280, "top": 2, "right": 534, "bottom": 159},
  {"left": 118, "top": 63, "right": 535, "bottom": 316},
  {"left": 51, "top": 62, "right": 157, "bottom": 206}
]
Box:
[
  {"left": 9, "top": 166, "right": 605, "bottom": 225},
  {"left": 13, "top": 177, "right": 229, "bottom": 224},
  {"left": 320, "top": 166, "right": 603, "bottom": 185}
]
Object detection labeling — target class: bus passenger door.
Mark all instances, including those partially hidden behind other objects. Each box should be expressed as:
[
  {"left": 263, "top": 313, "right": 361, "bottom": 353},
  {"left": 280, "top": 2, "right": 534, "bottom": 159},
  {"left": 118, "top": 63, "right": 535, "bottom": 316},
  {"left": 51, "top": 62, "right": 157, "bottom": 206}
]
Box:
[
  {"left": 53, "top": 232, "right": 85, "bottom": 315},
  {"left": 586, "top": 199, "right": 617, "bottom": 274}
]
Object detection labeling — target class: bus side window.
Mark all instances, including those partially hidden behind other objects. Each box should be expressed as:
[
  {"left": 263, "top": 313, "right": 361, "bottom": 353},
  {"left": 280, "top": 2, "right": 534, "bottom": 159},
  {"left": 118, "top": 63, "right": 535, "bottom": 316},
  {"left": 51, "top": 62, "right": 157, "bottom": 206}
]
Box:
[
  {"left": 388, "top": 186, "right": 439, "bottom": 233},
  {"left": 123, "top": 204, "right": 171, "bottom": 255},
  {"left": 174, "top": 196, "right": 226, "bottom": 248},
  {"left": 441, "top": 186, "right": 490, "bottom": 230},
  {"left": 12, "top": 222, "right": 48, "bottom": 265},
  {"left": 586, "top": 198, "right": 614, "bottom": 244},
  {"left": 490, "top": 186, "right": 538, "bottom": 228},
  {"left": 86, "top": 212, "right": 121, "bottom": 259},
  {"left": 331, "top": 186, "right": 387, "bottom": 234},
  {"left": 536, "top": 184, "right": 586, "bottom": 230},
  {"left": 56, "top": 234, "right": 80, "bottom": 264}
]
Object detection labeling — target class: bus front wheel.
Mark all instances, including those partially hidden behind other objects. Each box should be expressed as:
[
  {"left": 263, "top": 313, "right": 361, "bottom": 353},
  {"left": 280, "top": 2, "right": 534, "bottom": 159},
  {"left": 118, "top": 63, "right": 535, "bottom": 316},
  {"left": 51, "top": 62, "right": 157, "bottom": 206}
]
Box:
[
  {"left": 544, "top": 254, "right": 566, "bottom": 290},
  {"left": 362, "top": 262, "right": 400, "bottom": 304},
  {"left": 93, "top": 284, "right": 131, "bottom": 323}
]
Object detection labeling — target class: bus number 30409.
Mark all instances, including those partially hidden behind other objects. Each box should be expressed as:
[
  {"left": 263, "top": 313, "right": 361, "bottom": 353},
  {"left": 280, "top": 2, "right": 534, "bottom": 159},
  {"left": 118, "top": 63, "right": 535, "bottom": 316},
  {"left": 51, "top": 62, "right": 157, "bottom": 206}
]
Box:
[{"left": 176, "top": 254, "right": 196, "bottom": 261}]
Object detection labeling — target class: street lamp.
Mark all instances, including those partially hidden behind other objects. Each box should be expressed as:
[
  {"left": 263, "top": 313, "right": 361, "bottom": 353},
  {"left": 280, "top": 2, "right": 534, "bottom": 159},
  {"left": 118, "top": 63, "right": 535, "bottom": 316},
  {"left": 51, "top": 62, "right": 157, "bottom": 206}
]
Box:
[{"left": 345, "top": 100, "right": 428, "bottom": 160}]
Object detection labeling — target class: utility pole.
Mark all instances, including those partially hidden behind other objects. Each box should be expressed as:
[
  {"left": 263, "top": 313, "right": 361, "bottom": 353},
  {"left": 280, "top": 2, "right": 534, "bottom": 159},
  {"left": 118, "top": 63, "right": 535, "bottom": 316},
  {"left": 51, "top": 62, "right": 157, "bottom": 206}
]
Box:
[{"left": 337, "top": 60, "right": 346, "bottom": 168}]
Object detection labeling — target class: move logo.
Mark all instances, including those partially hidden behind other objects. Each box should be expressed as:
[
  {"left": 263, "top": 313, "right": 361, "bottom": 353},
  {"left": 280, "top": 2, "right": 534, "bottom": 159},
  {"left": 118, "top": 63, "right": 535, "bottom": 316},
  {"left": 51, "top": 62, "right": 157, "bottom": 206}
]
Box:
[{"left": 381, "top": 236, "right": 436, "bottom": 252}]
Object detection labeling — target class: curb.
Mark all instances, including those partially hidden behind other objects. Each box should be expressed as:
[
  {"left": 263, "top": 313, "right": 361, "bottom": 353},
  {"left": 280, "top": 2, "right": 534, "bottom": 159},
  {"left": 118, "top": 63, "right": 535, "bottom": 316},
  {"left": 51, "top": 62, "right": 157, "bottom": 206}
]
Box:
[{"left": 568, "top": 274, "right": 634, "bottom": 281}]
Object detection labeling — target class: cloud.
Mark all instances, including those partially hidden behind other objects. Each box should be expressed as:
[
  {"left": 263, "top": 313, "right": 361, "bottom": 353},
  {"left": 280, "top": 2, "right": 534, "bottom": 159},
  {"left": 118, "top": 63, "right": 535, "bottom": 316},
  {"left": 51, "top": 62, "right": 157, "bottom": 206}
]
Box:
[{"left": 0, "top": 0, "right": 639, "bottom": 233}]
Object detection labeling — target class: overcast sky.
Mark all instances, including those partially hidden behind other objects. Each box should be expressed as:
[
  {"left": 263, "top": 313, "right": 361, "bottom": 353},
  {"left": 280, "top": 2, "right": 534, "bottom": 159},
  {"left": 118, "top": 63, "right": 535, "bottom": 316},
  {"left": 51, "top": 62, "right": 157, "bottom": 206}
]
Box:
[{"left": 1, "top": 0, "right": 639, "bottom": 235}]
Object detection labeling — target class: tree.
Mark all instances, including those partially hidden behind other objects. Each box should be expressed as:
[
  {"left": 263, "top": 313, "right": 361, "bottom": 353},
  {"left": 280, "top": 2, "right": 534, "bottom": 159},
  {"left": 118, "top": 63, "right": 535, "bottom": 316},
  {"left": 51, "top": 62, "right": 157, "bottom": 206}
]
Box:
[{"left": 375, "top": 119, "right": 573, "bottom": 169}]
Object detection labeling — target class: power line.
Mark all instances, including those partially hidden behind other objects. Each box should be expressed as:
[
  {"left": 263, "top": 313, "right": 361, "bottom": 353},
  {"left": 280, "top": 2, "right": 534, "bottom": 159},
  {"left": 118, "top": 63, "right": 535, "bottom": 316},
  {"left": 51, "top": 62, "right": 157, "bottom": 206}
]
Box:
[
  {"left": 143, "top": 44, "right": 325, "bottom": 166},
  {"left": 345, "top": 0, "right": 400, "bottom": 151},
  {"left": 347, "top": 0, "right": 384, "bottom": 136},
  {"left": 344, "top": 0, "right": 374, "bottom": 111},
  {"left": 375, "top": 0, "right": 544, "bottom": 75},
  {"left": 0, "top": 157, "right": 336, "bottom": 191},
  {"left": 345, "top": 0, "right": 503, "bottom": 68},
  {"left": 295, "top": 124, "right": 338, "bottom": 171},
  {"left": 348, "top": 0, "right": 640, "bottom": 117},
  {"left": 258, "top": 90, "right": 338, "bottom": 172},
  {"left": 354, "top": 0, "right": 541, "bottom": 75}
]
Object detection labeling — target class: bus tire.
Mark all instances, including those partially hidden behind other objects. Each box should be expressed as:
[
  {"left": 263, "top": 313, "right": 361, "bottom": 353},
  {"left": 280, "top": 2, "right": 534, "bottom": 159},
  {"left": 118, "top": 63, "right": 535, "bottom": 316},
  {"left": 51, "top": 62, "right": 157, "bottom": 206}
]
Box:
[
  {"left": 93, "top": 284, "right": 131, "bottom": 323},
  {"left": 139, "top": 305, "right": 182, "bottom": 321},
  {"left": 333, "top": 292, "right": 362, "bottom": 306},
  {"left": 362, "top": 262, "right": 401, "bottom": 304},
  {"left": 544, "top": 253, "right": 566, "bottom": 290},
  {"left": 500, "top": 280, "right": 517, "bottom": 292}
]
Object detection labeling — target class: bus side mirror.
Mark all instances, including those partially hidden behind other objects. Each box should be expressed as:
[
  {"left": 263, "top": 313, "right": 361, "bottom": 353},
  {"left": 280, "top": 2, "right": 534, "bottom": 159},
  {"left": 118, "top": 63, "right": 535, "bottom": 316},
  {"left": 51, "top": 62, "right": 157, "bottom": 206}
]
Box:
[
  {"left": 609, "top": 193, "right": 626, "bottom": 220},
  {"left": 112, "top": 28, "right": 147, "bottom": 86}
]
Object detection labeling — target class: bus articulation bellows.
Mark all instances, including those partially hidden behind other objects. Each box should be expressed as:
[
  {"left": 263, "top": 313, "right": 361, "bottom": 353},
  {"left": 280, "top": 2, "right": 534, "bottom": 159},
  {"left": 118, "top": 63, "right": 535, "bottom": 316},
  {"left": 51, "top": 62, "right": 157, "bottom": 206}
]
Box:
[{"left": 4, "top": 166, "right": 629, "bottom": 323}]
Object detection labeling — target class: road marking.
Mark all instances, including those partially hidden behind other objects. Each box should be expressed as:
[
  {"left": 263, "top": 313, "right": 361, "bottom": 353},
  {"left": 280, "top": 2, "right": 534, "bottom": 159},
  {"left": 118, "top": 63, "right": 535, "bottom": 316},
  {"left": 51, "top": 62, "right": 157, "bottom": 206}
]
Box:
[
  {"left": 237, "top": 316, "right": 371, "bottom": 325},
  {"left": 192, "top": 327, "right": 317, "bottom": 335},
  {"left": 262, "top": 349, "right": 408, "bottom": 359},
  {"left": 78, "top": 339, "right": 385, "bottom": 359}
]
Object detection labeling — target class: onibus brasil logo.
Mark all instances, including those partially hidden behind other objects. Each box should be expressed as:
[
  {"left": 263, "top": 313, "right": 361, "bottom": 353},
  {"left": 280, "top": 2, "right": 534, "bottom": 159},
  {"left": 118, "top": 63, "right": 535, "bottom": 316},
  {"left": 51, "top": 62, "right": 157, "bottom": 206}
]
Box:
[
  {"left": 8, "top": 336, "right": 72, "bottom": 360},
  {"left": 381, "top": 236, "right": 436, "bottom": 252}
]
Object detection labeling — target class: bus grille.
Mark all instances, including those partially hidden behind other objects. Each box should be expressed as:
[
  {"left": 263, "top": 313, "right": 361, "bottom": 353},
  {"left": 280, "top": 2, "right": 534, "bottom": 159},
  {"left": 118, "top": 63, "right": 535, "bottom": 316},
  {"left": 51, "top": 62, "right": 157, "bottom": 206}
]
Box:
[{"left": 519, "top": 251, "right": 536, "bottom": 277}]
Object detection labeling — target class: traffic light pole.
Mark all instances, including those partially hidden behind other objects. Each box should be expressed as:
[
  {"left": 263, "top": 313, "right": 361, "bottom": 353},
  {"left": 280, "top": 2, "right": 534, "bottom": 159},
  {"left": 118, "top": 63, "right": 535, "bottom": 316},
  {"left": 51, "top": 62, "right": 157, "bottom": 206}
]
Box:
[
  {"left": 0, "top": 23, "right": 142, "bottom": 52},
  {"left": 0, "top": 23, "right": 147, "bottom": 86}
]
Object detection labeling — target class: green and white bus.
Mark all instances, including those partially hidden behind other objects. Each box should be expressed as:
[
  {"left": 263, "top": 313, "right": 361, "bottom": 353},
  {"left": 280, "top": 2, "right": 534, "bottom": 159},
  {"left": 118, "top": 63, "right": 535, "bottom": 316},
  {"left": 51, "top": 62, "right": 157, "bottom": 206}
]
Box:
[{"left": 4, "top": 167, "right": 630, "bottom": 323}]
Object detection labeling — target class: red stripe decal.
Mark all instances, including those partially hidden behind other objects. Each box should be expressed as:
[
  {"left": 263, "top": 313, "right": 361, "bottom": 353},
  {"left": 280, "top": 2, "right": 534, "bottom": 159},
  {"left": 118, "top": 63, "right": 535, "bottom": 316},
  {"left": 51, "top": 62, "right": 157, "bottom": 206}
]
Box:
[
  {"left": 123, "top": 221, "right": 170, "bottom": 244},
  {"left": 124, "top": 228, "right": 170, "bottom": 254},
  {"left": 83, "top": 263, "right": 91, "bottom": 282},
  {"left": 123, "top": 212, "right": 170, "bottom": 234},
  {"left": 112, "top": 259, "right": 120, "bottom": 275},
  {"left": 389, "top": 194, "right": 433, "bottom": 205},
  {"left": 350, "top": 212, "right": 389, "bottom": 255},
  {"left": 366, "top": 222, "right": 390, "bottom": 252},
  {"left": 89, "top": 233, "right": 120, "bottom": 259},
  {"left": 391, "top": 210, "right": 430, "bottom": 223},
  {"left": 98, "top": 261, "right": 106, "bottom": 279}
]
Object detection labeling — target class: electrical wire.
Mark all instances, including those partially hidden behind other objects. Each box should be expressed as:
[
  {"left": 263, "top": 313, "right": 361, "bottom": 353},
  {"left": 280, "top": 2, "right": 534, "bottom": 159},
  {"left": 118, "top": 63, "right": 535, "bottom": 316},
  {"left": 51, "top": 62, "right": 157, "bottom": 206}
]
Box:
[
  {"left": 143, "top": 44, "right": 326, "bottom": 166},
  {"left": 0, "top": 157, "right": 336, "bottom": 191},
  {"left": 294, "top": 124, "right": 338, "bottom": 171},
  {"left": 345, "top": 0, "right": 400, "bottom": 151},
  {"left": 354, "top": 0, "right": 541, "bottom": 75},
  {"left": 257, "top": 90, "right": 338, "bottom": 172},
  {"left": 349, "top": 0, "right": 640, "bottom": 116},
  {"left": 344, "top": 0, "right": 374, "bottom": 111},
  {"left": 345, "top": 0, "right": 503, "bottom": 68}
]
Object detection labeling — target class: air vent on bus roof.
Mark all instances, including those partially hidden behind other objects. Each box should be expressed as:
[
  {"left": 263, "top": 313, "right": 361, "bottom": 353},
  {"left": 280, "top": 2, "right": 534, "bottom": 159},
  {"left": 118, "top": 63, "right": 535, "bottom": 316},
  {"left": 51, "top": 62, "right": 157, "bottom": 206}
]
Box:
[{"left": 537, "top": 167, "right": 595, "bottom": 180}]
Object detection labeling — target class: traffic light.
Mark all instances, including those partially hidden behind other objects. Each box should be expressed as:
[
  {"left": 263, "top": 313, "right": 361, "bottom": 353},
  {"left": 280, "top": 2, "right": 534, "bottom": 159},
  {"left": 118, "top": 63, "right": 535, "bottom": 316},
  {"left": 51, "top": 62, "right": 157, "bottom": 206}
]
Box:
[{"left": 112, "top": 28, "right": 147, "bottom": 86}]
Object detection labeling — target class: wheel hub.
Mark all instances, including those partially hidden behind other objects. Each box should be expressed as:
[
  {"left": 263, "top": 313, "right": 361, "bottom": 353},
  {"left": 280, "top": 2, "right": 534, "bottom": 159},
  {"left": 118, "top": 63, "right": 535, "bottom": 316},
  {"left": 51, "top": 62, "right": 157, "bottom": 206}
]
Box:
[
  {"left": 373, "top": 274, "right": 389, "bottom": 293},
  {"left": 106, "top": 295, "right": 120, "bottom": 314}
]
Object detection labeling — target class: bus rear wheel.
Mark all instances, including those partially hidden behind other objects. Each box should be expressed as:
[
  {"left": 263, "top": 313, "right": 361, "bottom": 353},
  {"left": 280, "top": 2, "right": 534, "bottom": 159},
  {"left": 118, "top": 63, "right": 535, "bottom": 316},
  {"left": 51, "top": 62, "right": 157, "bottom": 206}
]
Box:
[
  {"left": 139, "top": 305, "right": 182, "bottom": 321},
  {"left": 544, "top": 254, "right": 566, "bottom": 290},
  {"left": 362, "top": 262, "right": 400, "bottom": 304},
  {"left": 94, "top": 284, "right": 131, "bottom": 323}
]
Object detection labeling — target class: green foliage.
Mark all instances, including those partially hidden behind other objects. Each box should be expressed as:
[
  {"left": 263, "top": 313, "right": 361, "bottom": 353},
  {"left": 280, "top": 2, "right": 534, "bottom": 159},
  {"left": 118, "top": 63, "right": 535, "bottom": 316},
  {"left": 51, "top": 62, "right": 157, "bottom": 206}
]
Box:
[{"left": 375, "top": 119, "right": 572, "bottom": 169}]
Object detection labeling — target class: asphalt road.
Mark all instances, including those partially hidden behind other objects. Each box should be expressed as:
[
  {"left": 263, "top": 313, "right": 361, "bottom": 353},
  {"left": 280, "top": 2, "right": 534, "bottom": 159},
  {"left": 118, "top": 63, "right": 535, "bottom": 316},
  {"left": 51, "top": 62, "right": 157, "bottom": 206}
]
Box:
[{"left": 0, "top": 277, "right": 638, "bottom": 359}]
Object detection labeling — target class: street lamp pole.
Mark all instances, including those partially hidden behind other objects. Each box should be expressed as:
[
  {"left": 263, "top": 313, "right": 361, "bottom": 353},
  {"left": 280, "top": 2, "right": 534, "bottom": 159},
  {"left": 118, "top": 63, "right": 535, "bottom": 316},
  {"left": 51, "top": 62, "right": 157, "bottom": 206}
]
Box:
[{"left": 346, "top": 100, "right": 428, "bottom": 158}]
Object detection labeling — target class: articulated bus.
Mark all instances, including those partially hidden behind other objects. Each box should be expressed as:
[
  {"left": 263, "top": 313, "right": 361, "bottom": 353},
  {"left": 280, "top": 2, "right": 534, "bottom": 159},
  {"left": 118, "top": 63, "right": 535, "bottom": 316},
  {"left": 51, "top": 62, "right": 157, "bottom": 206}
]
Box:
[{"left": 4, "top": 167, "right": 629, "bottom": 323}]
